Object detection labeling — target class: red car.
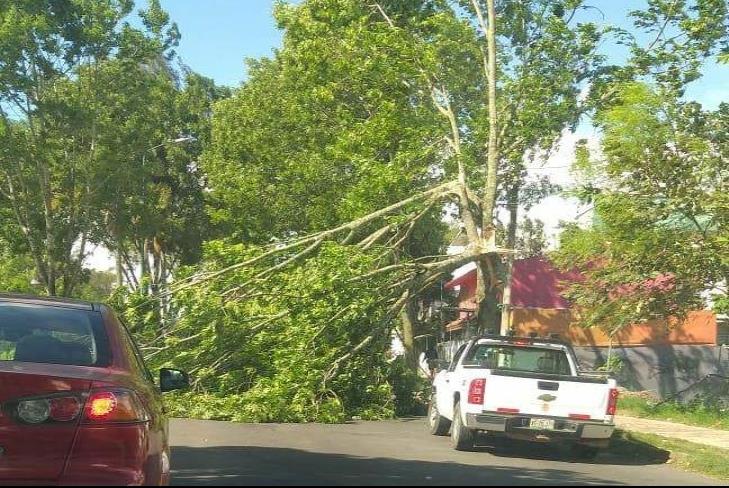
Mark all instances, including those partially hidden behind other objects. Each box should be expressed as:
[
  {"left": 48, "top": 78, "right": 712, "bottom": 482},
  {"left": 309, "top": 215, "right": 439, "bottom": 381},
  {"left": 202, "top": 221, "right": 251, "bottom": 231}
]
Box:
[{"left": 0, "top": 294, "right": 189, "bottom": 486}]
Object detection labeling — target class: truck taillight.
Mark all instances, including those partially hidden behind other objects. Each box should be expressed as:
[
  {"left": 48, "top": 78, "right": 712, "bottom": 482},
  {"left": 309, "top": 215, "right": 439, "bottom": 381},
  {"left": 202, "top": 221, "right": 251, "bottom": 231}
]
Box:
[
  {"left": 82, "top": 390, "right": 149, "bottom": 424},
  {"left": 569, "top": 413, "right": 591, "bottom": 420},
  {"left": 468, "top": 378, "right": 486, "bottom": 405},
  {"left": 606, "top": 388, "right": 619, "bottom": 416}
]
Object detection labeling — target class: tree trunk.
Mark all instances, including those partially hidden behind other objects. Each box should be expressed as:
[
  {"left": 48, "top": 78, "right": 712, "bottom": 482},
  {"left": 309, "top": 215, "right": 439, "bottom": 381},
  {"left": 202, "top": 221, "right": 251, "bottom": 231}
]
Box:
[
  {"left": 3, "top": 174, "right": 50, "bottom": 292},
  {"left": 60, "top": 235, "right": 86, "bottom": 298},
  {"left": 37, "top": 160, "right": 57, "bottom": 296},
  {"left": 474, "top": 0, "right": 500, "bottom": 332},
  {"left": 482, "top": 0, "right": 499, "bottom": 236},
  {"left": 399, "top": 300, "right": 419, "bottom": 371},
  {"left": 140, "top": 238, "right": 151, "bottom": 295},
  {"left": 150, "top": 243, "right": 165, "bottom": 329},
  {"left": 500, "top": 186, "right": 519, "bottom": 335}
]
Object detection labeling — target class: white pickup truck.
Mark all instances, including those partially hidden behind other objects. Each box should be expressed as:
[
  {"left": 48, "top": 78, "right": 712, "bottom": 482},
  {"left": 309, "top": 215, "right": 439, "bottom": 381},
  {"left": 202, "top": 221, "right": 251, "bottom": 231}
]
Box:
[{"left": 429, "top": 335, "right": 618, "bottom": 458}]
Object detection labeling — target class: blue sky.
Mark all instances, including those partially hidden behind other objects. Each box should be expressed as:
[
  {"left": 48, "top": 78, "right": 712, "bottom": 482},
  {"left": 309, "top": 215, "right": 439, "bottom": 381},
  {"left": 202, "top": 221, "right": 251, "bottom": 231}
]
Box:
[
  {"left": 146, "top": 0, "right": 285, "bottom": 87},
  {"left": 139, "top": 0, "right": 727, "bottom": 108}
]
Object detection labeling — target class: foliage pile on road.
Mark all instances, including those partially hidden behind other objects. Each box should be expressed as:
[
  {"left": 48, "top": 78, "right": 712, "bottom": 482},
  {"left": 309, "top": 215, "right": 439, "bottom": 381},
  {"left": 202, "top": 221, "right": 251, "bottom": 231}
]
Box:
[{"left": 117, "top": 241, "right": 431, "bottom": 422}]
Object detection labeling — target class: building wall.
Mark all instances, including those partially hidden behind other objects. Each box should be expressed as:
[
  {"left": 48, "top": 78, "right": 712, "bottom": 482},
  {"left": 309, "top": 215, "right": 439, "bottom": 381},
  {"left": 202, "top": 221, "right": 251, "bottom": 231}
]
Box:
[
  {"left": 574, "top": 345, "right": 729, "bottom": 398},
  {"left": 511, "top": 309, "right": 717, "bottom": 347}
]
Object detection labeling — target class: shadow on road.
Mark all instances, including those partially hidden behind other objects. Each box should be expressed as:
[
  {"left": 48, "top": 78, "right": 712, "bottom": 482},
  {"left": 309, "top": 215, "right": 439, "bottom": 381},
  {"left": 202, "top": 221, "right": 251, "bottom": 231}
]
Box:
[
  {"left": 473, "top": 430, "right": 671, "bottom": 467},
  {"left": 171, "top": 445, "right": 628, "bottom": 486}
]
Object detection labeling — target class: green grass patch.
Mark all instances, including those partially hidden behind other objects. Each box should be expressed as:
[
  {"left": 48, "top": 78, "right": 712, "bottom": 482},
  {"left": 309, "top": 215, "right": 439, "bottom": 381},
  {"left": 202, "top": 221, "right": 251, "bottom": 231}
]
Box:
[
  {"left": 0, "top": 341, "right": 14, "bottom": 360},
  {"left": 609, "top": 430, "right": 729, "bottom": 481},
  {"left": 619, "top": 394, "right": 729, "bottom": 431}
]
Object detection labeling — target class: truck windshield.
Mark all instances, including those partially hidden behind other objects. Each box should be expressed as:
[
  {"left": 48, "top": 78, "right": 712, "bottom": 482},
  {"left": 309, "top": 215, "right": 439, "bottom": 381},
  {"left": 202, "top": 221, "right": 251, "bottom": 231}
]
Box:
[{"left": 462, "top": 344, "right": 572, "bottom": 376}]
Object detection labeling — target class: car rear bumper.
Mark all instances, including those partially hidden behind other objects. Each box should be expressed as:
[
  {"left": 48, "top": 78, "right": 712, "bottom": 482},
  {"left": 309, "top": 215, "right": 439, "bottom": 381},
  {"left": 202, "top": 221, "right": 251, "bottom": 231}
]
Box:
[
  {"left": 466, "top": 412, "right": 614, "bottom": 446},
  {"left": 4, "top": 471, "right": 168, "bottom": 487}
]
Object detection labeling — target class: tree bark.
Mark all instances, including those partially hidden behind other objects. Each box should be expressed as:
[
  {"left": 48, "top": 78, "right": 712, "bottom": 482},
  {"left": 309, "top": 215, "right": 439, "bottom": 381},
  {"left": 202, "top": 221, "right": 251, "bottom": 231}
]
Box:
[
  {"left": 481, "top": 0, "right": 499, "bottom": 235},
  {"left": 472, "top": 0, "right": 500, "bottom": 332},
  {"left": 399, "top": 298, "right": 419, "bottom": 370},
  {"left": 38, "top": 160, "right": 57, "bottom": 296},
  {"left": 1, "top": 173, "right": 50, "bottom": 288},
  {"left": 500, "top": 186, "right": 519, "bottom": 335},
  {"left": 116, "top": 249, "right": 124, "bottom": 288}
]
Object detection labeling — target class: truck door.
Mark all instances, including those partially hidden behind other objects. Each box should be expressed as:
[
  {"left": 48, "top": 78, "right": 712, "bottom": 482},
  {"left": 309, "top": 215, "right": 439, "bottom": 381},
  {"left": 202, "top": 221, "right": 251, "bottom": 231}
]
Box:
[{"left": 436, "top": 343, "right": 467, "bottom": 419}]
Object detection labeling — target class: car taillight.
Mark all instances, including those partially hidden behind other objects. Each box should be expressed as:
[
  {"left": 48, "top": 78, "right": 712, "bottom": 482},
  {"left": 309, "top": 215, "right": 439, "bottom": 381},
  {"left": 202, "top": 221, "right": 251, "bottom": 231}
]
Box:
[
  {"left": 83, "top": 390, "right": 149, "bottom": 424},
  {"left": 606, "top": 388, "right": 619, "bottom": 416},
  {"left": 50, "top": 396, "right": 83, "bottom": 422},
  {"left": 16, "top": 395, "right": 82, "bottom": 424},
  {"left": 468, "top": 378, "right": 486, "bottom": 405}
]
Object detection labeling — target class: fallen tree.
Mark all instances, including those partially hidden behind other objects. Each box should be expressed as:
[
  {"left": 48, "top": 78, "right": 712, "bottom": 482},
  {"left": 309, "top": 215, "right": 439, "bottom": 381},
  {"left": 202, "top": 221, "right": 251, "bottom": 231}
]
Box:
[
  {"left": 113, "top": 0, "right": 595, "bottom": 421},
  {"left": 113, "top": 0, "right": 726, "bottom": 422},
  {"left": 116, "top": 175, "right": 508, "bottom": 421}
]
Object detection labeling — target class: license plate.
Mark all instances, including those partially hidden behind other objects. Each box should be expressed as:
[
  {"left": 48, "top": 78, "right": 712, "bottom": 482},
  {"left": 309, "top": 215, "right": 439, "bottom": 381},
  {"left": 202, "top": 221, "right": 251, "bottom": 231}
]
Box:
[{"left": 530, "top": 418, "right": 555, "bottom": 430}]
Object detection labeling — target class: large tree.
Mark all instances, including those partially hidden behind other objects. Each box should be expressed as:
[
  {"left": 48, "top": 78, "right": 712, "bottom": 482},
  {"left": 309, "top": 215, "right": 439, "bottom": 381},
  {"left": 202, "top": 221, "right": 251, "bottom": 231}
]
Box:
[
  {"left": 553, "top": 0, "right": 729, "bottom": 335},
  {"left": 93, "top": 67, "right": 227, "bottom": 301},
  {"left": 122, "top": 0, "right": 728, "bottom": 421},
  {"left": 204, "top": 0, "right": 449, "bottom": 243},
  {"left": 139, "top": 0, "right": 606, "bottom": 419},
  {"left": 0, "top": 0, "right": 181, "bottom": 296},
  {"left": 0, "top": 0, "right": 219, "bottom": 300},
  {"left": 203, "top": 0, "right": 605, "bottom": 349}
]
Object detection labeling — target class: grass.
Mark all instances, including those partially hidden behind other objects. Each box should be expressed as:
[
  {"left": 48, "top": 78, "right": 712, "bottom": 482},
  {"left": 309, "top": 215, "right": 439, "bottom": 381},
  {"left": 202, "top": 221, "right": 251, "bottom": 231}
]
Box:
[
  {"left": 609, "top": 430, "right": 729, "bottom": 481},
  {"left": 0, "top": 341, "right": 14, "bottom": 360},
  {"left": 618, "top": 394, "right": 729, "bottom": 431}
]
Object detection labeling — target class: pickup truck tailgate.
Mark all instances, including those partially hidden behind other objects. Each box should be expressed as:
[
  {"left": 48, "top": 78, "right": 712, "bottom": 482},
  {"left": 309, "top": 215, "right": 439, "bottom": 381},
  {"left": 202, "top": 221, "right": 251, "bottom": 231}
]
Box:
[{"left": 483, "top": 370, "right": 611, "bottom": 421}]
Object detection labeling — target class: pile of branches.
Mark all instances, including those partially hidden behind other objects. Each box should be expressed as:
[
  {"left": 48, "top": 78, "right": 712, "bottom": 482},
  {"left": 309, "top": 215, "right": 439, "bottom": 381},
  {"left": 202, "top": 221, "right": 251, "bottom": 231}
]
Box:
[{"left": 116, "top": 180, "right": 506, "bottom": 422}]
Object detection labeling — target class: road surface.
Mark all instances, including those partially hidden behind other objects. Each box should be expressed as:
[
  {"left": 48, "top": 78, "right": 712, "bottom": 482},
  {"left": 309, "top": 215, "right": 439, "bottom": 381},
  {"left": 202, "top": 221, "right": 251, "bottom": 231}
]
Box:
[{"left": 170, "top": 418, "right": 720, "bottom": 486}]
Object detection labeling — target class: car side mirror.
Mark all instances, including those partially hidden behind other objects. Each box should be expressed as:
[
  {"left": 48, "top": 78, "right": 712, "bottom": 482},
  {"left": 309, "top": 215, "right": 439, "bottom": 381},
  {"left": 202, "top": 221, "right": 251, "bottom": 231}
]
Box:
[{"left": 160, "top": 368, "right": 190, "bottom": 393}]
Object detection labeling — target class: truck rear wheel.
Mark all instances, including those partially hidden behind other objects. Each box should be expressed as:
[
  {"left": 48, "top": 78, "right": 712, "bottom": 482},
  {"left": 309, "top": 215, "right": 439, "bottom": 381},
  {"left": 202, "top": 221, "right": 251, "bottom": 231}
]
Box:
[
  {"left": 428, "top": 395, "right": 451, "bottom": 436},
  {"left": 451, "top": 402, "right": 475, "bottom": 451}
]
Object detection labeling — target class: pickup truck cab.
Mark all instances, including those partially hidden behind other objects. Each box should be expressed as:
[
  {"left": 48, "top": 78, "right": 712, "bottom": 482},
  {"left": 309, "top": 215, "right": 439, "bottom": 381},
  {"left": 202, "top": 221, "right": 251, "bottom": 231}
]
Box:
[{"left": 429, "top": 335, "right": 618, "bottom": 458}]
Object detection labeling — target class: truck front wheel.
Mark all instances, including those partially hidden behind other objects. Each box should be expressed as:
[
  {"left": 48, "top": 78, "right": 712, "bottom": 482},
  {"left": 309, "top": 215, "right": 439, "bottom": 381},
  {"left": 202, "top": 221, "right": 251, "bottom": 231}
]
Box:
[
  {"left": 451, "top": 402, "right": 475, "bottom": 451},
  {"left": 428, "top": 395, "right": 451, "bottom": 436}
]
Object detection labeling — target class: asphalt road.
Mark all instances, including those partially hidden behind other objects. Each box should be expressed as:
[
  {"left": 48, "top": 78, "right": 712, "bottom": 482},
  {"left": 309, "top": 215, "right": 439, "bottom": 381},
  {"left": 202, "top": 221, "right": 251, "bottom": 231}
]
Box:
[{"left": 170, "top": 418, "right": 721, "bottom": 486}]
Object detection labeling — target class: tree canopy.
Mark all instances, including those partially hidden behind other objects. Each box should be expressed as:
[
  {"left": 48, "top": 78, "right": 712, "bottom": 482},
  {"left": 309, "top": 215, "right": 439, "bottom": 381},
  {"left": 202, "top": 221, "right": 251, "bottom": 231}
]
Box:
[
  {"left": 0, "top": 0, "right": 225, "bottom": 300},
  {"left": 555, "top": 83, "right": 728, "bottom": 334},
  {"left": 1, "top": 0, "right": 727, "bottom": 422}
]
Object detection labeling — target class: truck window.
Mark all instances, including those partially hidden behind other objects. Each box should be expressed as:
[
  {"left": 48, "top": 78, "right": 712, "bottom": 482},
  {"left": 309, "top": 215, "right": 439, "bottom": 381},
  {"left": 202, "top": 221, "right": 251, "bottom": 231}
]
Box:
[
  {"left": 462, "top": 344, "right": 571, "bottom": 376},
  {"left": 448, "top": 344, "right": 467, "bottom": 372}
]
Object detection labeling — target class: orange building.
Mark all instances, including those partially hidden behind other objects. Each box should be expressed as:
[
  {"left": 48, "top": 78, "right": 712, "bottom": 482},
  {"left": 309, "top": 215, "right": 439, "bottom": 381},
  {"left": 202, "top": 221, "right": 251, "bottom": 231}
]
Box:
[{"left": 444, "top": 257, "right": 717, "bottom": 347}]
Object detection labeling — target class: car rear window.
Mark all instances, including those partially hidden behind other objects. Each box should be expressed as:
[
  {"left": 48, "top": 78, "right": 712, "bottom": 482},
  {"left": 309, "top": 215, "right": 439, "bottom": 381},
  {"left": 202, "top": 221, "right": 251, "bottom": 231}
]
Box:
[
  {"left": 462, "top": 344, "right": 572, "bottom": 376},
  {"left": 0, "top": 303, "right": 110, "bottom": 367}
]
